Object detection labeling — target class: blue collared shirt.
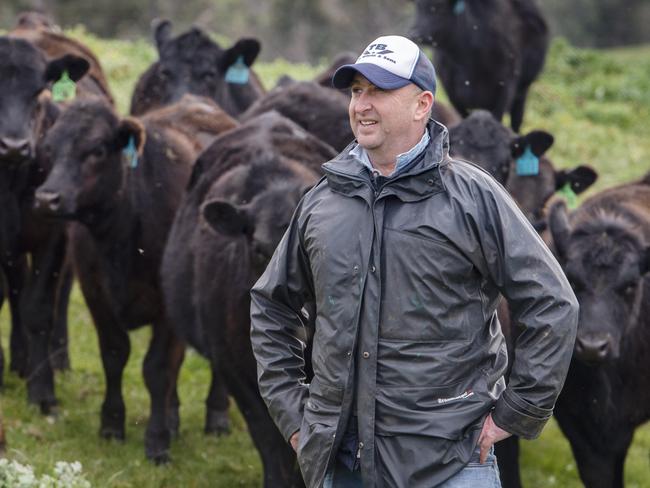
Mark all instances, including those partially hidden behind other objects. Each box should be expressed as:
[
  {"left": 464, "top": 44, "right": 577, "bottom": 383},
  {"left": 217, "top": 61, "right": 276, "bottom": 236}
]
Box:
[{"left": 349, "top": 129, "right": 430, "bottom": 177}]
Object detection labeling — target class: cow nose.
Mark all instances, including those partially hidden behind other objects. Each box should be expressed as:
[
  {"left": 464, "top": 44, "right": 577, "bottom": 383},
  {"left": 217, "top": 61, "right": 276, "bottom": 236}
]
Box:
[
  {"left": 0, "top": 137, "right": 31, "bottom": 161},
  {"left": 35, "top": 190, "right": 61, "bottom": 212},
  {"left": 575, "top": 335, "right": 611, "bottom": 362}
]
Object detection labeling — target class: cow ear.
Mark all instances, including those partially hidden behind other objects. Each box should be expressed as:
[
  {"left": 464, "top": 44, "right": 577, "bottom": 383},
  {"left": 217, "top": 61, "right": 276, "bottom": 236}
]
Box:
[
  {"left": 548, "top": 198, "right": 572, "bottom": 261},
  {"left": 153, "top": 19, "right": 173, "bottom": 50},
  {"left": 641, "top": 246, "right": 650, "bottom": 275},
  {"left": 116, "top": 117, "right": 146, "bottom": 154},
  {"left": 555, "top": 165, "right": 598, "bottom": 194},
  {"left": 221, "top": 38, "right": 261, "bottom": 71},
  {"left": 201, "top": 199, "right": 253, "bottom": 236},
  {"left": 517, "top": 130, "right": 554, "bottom": 158},
  {"left": 44, "top": 54, "right": 90, "bottom": 83}
]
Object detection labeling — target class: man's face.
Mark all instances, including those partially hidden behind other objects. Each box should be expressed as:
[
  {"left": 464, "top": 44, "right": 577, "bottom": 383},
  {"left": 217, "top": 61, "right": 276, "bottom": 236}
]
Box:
[{"left": 348, "top": 74, "right": 424, "bottom": 156}]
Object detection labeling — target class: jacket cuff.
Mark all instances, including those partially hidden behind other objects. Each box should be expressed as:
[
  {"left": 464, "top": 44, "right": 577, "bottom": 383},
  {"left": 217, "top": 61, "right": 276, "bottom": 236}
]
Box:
[{"left": 492, "top": 389, "right": 553, "bottom": 439}]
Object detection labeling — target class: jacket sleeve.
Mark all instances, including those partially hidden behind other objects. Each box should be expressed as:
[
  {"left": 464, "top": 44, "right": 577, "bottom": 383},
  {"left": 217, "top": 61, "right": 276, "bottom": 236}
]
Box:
[
  {"left": 250, "top": 199, "right": 314, "bottom": 442},
  {"left": 469, "top": 175, "right": 579, "bottom": 439}
]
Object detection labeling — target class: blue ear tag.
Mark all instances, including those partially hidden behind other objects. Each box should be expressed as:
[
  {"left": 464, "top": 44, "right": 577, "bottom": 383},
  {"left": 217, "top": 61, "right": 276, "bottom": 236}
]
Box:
[
  {"left": 557, "top": 182, "right": 579, "bottom": 209},
  {"left": 516, "top": 145, "right": 539, "bottom": 176},
  {"left": 123, "top": 135, "right": 139, "bottom": 169},
  {"left": 453, "top": 0, "right": 466, "bottom": 15},
  {"left": 225, "top": 55, "right": 250, "bottom": 85}
]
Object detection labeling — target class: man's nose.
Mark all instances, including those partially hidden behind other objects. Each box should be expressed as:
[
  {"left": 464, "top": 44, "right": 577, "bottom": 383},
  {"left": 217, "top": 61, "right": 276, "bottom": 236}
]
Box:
[{"left": 353, "top": 93, "right": 372, "bottom": 112}]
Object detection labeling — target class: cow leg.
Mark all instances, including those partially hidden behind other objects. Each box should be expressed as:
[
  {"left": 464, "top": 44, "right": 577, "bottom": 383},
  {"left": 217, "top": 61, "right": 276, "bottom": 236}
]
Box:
[
  {"left": 142, "top": 323, "right": 183, "bottom": 464},
  {"left": 49, "top": 263, "right": 73, "bottom": 371},
  {"left": 221, "top": 360, "right": 300, "bottom": 488},
  {"left": 204, "top": 362, "right": 231, "bottom": 435},
  {"left": 95, "top": 322, "right": 130, "bottom": 441},
  {"left": 495, "top": 436, "right": 522, "bottom": 488},
  {"left": 167, "top": 339, "right": 185, "bottom": 438},
  {"left": 5, "top": 256, "right": 28, "bottom": 377},
  {"left": 509, "top": 84, "right": 530, "bottom": 134},
  {"left": 572, "top": 441, "right": 629, "bottom": 488},
  {"left": 22, "top": 235, "right": 66, "bottom": 413}
]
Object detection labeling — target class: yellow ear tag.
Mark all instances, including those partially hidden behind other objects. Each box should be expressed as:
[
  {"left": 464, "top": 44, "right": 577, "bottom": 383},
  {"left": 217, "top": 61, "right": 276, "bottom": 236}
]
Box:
[{"left": 52, "top": 70, "right": 76, "bottom": 102}]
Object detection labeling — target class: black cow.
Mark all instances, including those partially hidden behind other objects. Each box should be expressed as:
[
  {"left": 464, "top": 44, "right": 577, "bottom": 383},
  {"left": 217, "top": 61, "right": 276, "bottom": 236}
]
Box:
[
  {"left": 411, "top": 0, "right": 549, "bottom": 132},
  {"left": 449, "top": 111, "right": 597, "bottom": 223},
  {"left": 34, "top": 96, "right": 238, "bottom": 462},
  {"left": 548, "top": 176, "right": 650, "bottom": 488},
  {"left": 0, "top": 36, "right": 93, "bottom": 409},
  {"left": 162, "top": 112, "right": 335, "bottom": 487},
  {"left": 241, "top": 81, "right": 353, "bottom": 151},
  {"left": 130, "top": 20, "right": 265, "bottom": 117}
]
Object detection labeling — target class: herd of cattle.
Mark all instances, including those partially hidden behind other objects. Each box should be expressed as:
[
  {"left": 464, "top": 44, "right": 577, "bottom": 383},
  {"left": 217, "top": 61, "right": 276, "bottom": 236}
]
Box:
[{"left": 0, "top": 2, "right": 648, "bottom": 487}]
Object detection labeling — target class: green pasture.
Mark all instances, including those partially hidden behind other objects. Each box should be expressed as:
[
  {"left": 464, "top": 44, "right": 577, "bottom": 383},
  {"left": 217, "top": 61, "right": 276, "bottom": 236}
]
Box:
[{"left": 1, "top": 27, "right": 649, "bottom": 487}]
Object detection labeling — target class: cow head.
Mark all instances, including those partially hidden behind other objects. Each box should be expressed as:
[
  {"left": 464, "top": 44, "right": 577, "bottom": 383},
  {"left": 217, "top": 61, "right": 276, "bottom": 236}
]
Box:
[
  {"left": 34, "top": 99, "right": 145, "bottom": 219},
  {"left": 507, "top": 132, "right": 598, "bottom": 226},
  {"left": 410, "top": 0, "right": 485, "bottom": 45},
  {"left": 201, "top": 179, "right": 309, "bottom": 276},
  {"left": 0, "top": 37, "right": 89, "bottom": 165},
  {"left": 150, "top": 20, "right": 261, "bottom": 116},
  {"left": 549, "top": 199, "right": 649, "bottom": 364}
]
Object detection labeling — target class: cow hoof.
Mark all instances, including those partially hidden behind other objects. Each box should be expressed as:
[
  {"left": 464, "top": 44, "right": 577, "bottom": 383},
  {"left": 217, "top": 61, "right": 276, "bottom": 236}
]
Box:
[
  {"left": 39, "top": 400, "right": 59, "bottom": 416},
  {"left": 9, "top": 357, "right": 28, "bottom": 378},
  {"left": 149, "top": 451, "right": 171, "bottom": 465},
  {"left": 204, "top": 408, "right": 230, "bottom": 436},
  {"left": 100, "top": 425, "right": 126, "bottom": 441}
]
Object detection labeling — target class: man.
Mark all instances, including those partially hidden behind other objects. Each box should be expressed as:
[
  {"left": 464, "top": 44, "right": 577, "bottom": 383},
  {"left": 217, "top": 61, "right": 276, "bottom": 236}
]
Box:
[{"left": 250, "top": 35, "right": 578, "bottom": 487}]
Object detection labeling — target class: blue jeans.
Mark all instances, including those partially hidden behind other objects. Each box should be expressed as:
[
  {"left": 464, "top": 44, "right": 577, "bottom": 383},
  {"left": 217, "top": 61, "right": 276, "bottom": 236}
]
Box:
[{"left": 323, "top": 447, "right": 501, "bottom": 488}]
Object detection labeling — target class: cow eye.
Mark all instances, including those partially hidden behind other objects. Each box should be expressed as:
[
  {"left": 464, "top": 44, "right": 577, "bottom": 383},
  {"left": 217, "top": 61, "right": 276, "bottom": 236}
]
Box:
[
  {"left": 621, "top": 283, "right": 637, "bottom": 297},
  {"left": 91, "top": 145, "right": 107, "bottom": 159},
  {"left": 201, "top": 71, "right": 217, "bottom": 82},
  {"left": 160, "top": 68, "right": 173, "bottom": 79}
]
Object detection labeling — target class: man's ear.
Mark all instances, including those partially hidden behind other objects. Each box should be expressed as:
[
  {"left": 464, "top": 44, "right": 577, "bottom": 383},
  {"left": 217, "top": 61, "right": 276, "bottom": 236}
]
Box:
[
  {"left": 417, "top": 92, "right": 435, "bottom": 121},
  {"left": 555, "top": 165, "right": 598, "bottom": 194},
  {"left": 153, "top": 19, "right": 173, "bottom": 51},
  {"left": 220, "top": 38, "right": 261, "bottom": 72},
  {"left": 201, "top": 199, "right": 253, "bottom": 237},
  {"left": 116, "top": 117, "right": 146, "bottom": 154},
  {"left": 511, "top": 130, "right": 554, "bottom": 159},
  {"left": 44, "top": 54, "right": 90, "bottom": 83}
]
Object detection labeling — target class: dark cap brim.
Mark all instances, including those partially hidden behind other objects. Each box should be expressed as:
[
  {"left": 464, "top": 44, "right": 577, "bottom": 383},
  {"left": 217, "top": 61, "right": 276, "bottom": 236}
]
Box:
[{"left": 332, "top": 63, "right": 412, "bottom": 90}]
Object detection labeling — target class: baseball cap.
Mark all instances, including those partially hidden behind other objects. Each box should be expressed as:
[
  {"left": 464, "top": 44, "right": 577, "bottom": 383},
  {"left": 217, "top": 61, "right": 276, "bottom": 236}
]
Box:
[{"left": 332, "top": 35, "right": 436, "bottom": 94}]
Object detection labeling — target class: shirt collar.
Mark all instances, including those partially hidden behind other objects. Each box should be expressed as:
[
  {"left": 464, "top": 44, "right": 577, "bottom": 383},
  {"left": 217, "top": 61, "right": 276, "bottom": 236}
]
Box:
[{"left": 349, "top": 129, "right": 430, "bottom": 177}]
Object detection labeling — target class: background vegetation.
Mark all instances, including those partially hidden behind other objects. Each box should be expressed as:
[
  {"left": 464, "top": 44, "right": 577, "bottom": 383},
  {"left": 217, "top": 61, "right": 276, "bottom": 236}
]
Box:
[
  {"left": 2, "top": 0, "right": 650, "bottom": 60},
  {"left": 1, "top": 17, "right": 649, "bottom": 488}
]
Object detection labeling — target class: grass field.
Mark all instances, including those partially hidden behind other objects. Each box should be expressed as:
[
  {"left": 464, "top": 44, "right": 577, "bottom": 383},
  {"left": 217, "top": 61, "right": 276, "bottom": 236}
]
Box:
[{"left": 1, "top": 27, "right": 649, "bottom": 487}]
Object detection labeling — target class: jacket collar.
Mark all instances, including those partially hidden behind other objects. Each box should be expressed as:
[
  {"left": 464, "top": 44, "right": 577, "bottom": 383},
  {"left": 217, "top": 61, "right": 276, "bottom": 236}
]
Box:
[{"left": 323, "top": 120, "right": 448, "bottom": 202}]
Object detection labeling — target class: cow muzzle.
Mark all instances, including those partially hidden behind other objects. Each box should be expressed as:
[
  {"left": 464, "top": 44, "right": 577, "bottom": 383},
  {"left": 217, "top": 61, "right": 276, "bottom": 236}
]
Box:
[
  {"left": 0, "top": 137, "right": 32, "bottom": 162},
  {"left": 575, "top": 334, "right": 613, "bottom": 363},
  {"left": 34, "top": 190, "right": 62, "bottom": 214}
]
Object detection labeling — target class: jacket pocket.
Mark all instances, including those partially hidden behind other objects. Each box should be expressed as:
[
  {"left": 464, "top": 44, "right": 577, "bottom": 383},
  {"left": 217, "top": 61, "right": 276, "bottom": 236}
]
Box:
[
  {"left": 297, "top": 377, "right": 343, "bottom": 488},
  {"left": 374, "top": 380, "right": 493, "bottom": 440}
]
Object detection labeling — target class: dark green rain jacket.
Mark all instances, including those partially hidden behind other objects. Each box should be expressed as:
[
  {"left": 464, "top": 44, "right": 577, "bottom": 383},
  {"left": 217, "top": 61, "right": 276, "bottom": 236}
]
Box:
[{"left": 250, "top": 121, "right": 579, "bottom": 487}]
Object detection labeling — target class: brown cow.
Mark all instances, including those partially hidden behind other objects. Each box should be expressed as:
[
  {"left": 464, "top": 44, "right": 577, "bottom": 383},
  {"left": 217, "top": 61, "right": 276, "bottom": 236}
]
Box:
[{"left": 34, "top": 95, "right": 237, "bottom": 463}]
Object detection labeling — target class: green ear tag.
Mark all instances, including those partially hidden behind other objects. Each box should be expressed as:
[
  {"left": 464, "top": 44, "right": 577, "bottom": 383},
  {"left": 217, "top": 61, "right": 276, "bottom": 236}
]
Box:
[
  {"left": 52, "top": 70, "right": 76, "bottom": 102},
  {"left": 453, "top": 0, "right": 466, "bottom": 15},
  {"left": 516, "top": 145, "right": 539, "bottom": 176},
  {"left": 557, "top": 182, "right": 578, "bottom": 209},
  {"left": 225, "top": 55, "right": 250, "bottom": 85},
  {"left": 123, "top": 136, "right": 139, "bottom": 169}
]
